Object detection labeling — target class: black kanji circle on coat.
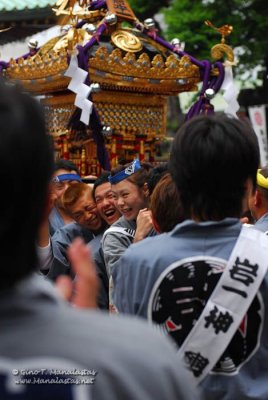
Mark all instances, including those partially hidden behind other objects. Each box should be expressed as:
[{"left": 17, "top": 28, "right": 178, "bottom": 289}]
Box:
[{"left": 147, "top": 256, "right": 263, "bottom": 375}]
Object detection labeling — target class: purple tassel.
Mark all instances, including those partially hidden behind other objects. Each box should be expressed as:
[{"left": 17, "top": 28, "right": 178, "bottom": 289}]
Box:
[
  {"left": 89, "top": 0, "right": 107, "bottom": 10},
  {"left": 68, "top": 22, "right": 110, "bottom": 170}
]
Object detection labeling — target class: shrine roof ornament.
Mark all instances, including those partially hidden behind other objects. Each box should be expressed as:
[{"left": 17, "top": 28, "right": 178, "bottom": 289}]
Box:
[
  {"left": 1, "top": 0, "right": 235, "bottom": 98},
  {"left": 0, "top": 0, "right": 238, "bottom": 170}
]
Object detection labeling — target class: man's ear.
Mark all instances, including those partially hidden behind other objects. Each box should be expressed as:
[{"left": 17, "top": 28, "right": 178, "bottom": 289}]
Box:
[
  {"left": 143, "top": 182, "right": 150, "bottom": 197},
  {"left": 245, "top": 178, "right": 254, "bottom": 197},
  {"left": 255, "top": 189, "right": 262, "bottom": 207}
]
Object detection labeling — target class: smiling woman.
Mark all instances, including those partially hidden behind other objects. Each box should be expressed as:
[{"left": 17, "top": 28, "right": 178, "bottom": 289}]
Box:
[
  {"left": 102, "top": 160, "right": 154, "bottom": 282},
  {"left": 109, "top": 159, "right": 152, "bottom": 222},
  {"left": 112, "top": 179, "right": 148, "bottom": 222}
]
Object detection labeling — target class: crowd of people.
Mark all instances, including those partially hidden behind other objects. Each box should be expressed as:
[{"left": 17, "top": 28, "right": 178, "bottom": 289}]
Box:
[{"left": 1, "top": 80, "right": 268, "bottom": 399}]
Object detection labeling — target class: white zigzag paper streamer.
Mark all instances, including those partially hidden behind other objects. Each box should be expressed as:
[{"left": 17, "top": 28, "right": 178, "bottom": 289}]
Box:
[
  {"left": 221, "top": 61, "right": 239, "bottom": 118},
  {"left": 64, "top": 54, "right": 93, "bottom": 126}
]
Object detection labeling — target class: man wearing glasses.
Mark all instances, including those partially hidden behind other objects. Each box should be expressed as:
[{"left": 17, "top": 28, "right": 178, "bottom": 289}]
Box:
[{"left": 49, "top": 159, "right": 82, "bottom": 235}]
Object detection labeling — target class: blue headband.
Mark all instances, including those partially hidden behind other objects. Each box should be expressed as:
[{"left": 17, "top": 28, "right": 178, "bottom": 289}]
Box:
[
  {"left": 52, "top": 173, "right": 82, "bottom": 183},
  {"left": 108, "top": 159, "right": 141, "bottom": 184}
]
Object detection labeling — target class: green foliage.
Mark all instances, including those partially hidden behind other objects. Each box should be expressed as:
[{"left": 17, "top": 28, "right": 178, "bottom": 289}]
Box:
[
  {"left": 128, "top": 0, "right": 168, "bottom": 20},
  {"left": 164, "top": 0, "right": 268, "bottom": 84}
]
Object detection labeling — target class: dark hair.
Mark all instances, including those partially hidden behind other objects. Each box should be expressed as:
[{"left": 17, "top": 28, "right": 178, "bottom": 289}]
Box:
[
  {"left": 257, "top": 165, "right": 268, "bottom": 202},
  {"left": 0, "top": 82, "right": 54, "bottom": 289},
  {"left": 110, "top": 161, "right": 153, "bottom": 188},
  {"left": 93, "top": 171, "right": 110, "bottom": 200},
  {"left": 54, "top": 159, "right": 79, "bottom": 174},
  {"left": 169, "top": 114, "right": 259, "bottom": 220},
  {"left": 150, "top": 173, "right": 184, "bottom": 232},
  {"left": 147, "top": 163, "right": 169, "bottom": 195}
]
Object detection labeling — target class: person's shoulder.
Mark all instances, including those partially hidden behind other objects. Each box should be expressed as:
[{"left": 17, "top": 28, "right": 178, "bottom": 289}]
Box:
[
  {"left": 53, "top": 222, "right": 93, "bottom": 243},
  {"left": 102, "top": 217, "right": 123, "bottom": 239},
  {"left": 88, "top": 232, "right": 103, "bottom": 249},
  {"left": 61, "top": 307, "right": 181, "bottom": 367},
  {"left": 52, "top": 222, "right": 80, "bottom": 238},
  {"left": 109, "top": 216, "right": 124, "bottom": 227},
  {"left": 56, "top": 308, "right": 198, "bottom": 399},
  {"left": 59, "top": 306, "right": 158, "bottom": 351},
  {"left": 254, "top": 213, "right": 268, "bottom": 233},
  {"left": 118, "top": 226, "right": 192, "bottom": 272},
  {"left": 126, "top": 231, "right": 169, "bottom": 258},
  {"left": 109, "top": 216, "right": 138, "bottom": 230},
  {"left": 102, "top": 217, "right": 135, "bottom": 243}
]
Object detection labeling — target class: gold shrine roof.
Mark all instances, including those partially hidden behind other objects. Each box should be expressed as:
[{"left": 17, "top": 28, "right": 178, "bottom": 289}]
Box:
[
  {"left": 2, "top": 0, "right": 235, "bottom": 100},
  {"left": 5, "top": 23, "right": 200, "bottom": 95}
]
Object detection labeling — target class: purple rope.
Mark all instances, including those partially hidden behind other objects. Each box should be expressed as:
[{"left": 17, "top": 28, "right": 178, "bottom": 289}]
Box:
[
  {"left": 185, "top": 60, "right": 211, "bottom": 119},
  {"left": 0, "top": 61, "right": 8, "bottom": 74},
  {"left": 200, "top": 62, "right": 224, "bottom": 116},
  {"left": 199, "top": 60, "right": 211, "bottom": 95},
  {"left": 186, "top": 100, "right": 201, "bottom": 120},
  {"left": 134, "top": 20, "right": 226, "bottom": 119},
  {"left": 81, "top": 22, "right": 107, "bottom": 53},
  {"left": 186, "top": 60, "right": 225, "bottom": 119},
  {"left": 91, "top": 107, "right": 110, "bottom": 170},
  {"left": 76, "top": 1, "right": 107, "bottom": 28},
  {"left": 76, "top": 20, "right": 87, "bottom": 29},
  {"left": 135, "top": 21, "right": 204, "bottom": 69},
  {"left": 21, "top": 49, "right": 38, "bottom": 59},
  {"left": 70, "top": 21, "right": 110, "bottom": 170},
  {"left": 212, "top": 61, "right": 225, "bottom": 92},
  {"left": 89, "top": 0, "right": 107, "bottom": 10},
  {"left": 0, "top": 48, "right": 38, "bottom": 74}
]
